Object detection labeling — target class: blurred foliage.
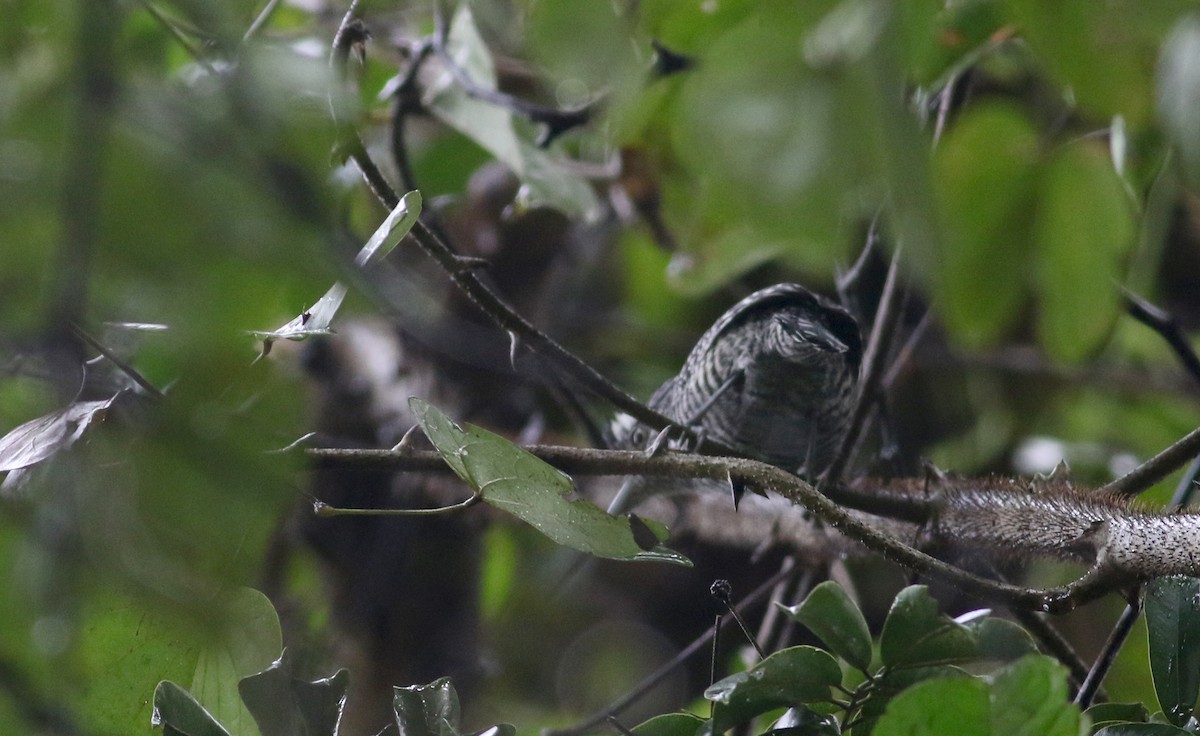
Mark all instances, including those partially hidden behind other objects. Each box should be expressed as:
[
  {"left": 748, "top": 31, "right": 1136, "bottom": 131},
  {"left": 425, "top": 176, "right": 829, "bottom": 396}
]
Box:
[{"left": 3, "top": 0, "right": 1200, "bottom": 734}]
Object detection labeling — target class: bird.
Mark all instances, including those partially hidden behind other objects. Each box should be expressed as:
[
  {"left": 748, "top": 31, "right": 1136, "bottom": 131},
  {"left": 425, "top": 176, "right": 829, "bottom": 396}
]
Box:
[{"left": 608, "top": 283, "right": 862, "bottom": 513}]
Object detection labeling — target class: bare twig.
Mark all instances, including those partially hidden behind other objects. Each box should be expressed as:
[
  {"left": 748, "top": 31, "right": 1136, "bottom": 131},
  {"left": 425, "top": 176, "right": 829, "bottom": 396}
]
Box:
[
  {"left": 823, "top": 244, "right": 905, "bottom": 486},
  {"left": 545, "top": 563, "right": 798, "bottom": 736},
  {"left": 70, "top": 323, "right": 165, "bottom": 399},
  {"left": 312, "top": 494, "right": 480, "bottom": 517},
  {"left": 1103, "top": 423, "right": 1200, "bottom": 497},
  {"left": 1075, "top": 592, "right": 1142, "bottom": 708}
]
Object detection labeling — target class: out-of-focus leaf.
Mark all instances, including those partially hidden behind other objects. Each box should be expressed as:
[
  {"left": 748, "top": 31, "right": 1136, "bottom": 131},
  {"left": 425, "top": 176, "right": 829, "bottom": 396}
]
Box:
[
  {"left": 410, "top": 398, "right": 690, "bottom": 565},
  {"left": 777, "top": 580, "right": 873, "bottom": 672},
  {"left": 0, "top": 393, "right": 121, "bottom": 472},
  {"left": 151, "top": 681, "right": 231, "bottom": 736},
  {"left": 425, "top": 6, "right": 599, "bottom": 220},
  {"left": 1085, "top": 702, "right": 1150, "bottom": 727},
  {"left": 703, "top": 646, "right": 842, "bottom": 735},
  {"left": 879, "top": 586, "right": 977, "bottom": 668},
  {"left": 872, "top": 677, "right": 989, "bottom": 736},
  {"left": 1146, "top": 576, "right": 1200, "bottom": 727},
  {"left": 1004, "top": 0, "right": 1170, "bottom": 127},
  {"left": 1032, "top": 142, "right": 1136, "bottom": 362},
  {"left": 190, "top": 588, "right": 283, "bottom": 736},
  {"left": 988, "top": 655, "right": 1079, "bottom": 736},
  {"left": 238, "top": 650, "right": 347, "bottom": 736},
  {"left": 932, "top": 102, "right": 1039, "bottom": 347},
  {"left": 1158, "top": 13, "right": 1200, "bottom": 189},
  {"left": 77, "top": 593, "right": 204, "bottom": 735}
]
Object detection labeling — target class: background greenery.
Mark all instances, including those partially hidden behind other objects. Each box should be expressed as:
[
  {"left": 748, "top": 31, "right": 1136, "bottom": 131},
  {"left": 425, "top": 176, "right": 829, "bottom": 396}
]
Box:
[{"left": 3, "top": 0, "right": 1200, "bottom": 734}]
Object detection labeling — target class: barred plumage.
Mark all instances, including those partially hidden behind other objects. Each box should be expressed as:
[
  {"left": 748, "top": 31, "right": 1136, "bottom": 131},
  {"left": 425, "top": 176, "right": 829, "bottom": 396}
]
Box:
[{"left": 611, "top": 284, "right": 861, "bottom": 510}]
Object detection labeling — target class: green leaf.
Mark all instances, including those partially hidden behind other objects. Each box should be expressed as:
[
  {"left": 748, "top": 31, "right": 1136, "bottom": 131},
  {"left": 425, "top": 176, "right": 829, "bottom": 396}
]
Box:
[
  {"left": 988, "top": 655, "right": 1080, "bottom": 736},
  {"left": 152, "top": 681, "right": 232, "bottom": 736},
  {"left": 879, "top": 586, "right": 978, "bottom": 668},
  {"left": 1146, "top": 576, "right": 1200, "bottom": 726},
  {"left": 1032, "top": 143, "right": 1136, "bottom": 362},
  {"left": 703, "top": 646, "right": 842, "bottom": 735},
  {"left": 238, "top": 650, "right": 348, "bottom": 736},
  {"left": 873, "top": 677, "right": 990, "bottom": 736},
  {"left": 409, "top": 398, "right": 690, "bottom": 565},
  {"left": 966, "top": 617, "right": 1040, "bottom": 662},
  {"left": 932, "top": 102, "right": 1039, "bottom": 348},
  {"left": 190, "top": 588, "right": 283, "bottom": 736},
  {"left": 1004, "top": 0, "right": 1165, "bottom": 127},
  {"left": 849, "top": 666, "right": 971, "bottom": 736},
  {"left": 78, "top": 595, "right": 203, "bottom": 736},
  {"left": 1085, "top": 702, "right": 1150, "bottom": 727},
  {"left": 631, "top": 712, "right": 706, "bottom": 736},
  {"left": 392, "top": 677, "right": 463, "bottom": 736},
  {"left": 777, "top": 580, "right": 873, "bottom": 671}
]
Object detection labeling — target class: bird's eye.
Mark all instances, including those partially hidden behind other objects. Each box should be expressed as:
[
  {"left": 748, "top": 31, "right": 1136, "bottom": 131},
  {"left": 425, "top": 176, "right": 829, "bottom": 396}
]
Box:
[{"left": 631, "top": 427, "right": 647, "bottom": 446}]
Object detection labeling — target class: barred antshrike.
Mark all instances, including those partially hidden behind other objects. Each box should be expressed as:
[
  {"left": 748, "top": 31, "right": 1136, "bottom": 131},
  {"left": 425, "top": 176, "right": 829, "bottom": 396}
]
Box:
[{"left": 610, "top": 283, "right": 862, "bottom": 512}]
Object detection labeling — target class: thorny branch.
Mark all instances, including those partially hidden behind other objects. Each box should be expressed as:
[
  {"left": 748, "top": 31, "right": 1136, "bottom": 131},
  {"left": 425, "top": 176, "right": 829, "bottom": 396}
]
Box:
[{"left": 305, "top": 438, "right": 1200, "bottom": 614}]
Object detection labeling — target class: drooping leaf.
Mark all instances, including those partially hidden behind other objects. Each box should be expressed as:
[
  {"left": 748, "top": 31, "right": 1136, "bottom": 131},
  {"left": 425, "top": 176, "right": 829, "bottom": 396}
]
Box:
[
  {"left": 0, "top": 394, "right": 122, "bottom": 472},
  {"left": 879, "top": 586, "right": 977, "bottom": 668},
  {"left": 238, "top": 650, "right": 348, "bottom": 736},
  {"left": 777, "top": 580, "right": 873, "bottom": 672},
  {"left": 410, "top": 398, "right": 690, "bottom": 565},
  {"left": 152, "top": 681, "right": 232, "bottom": 736},
  {"left": 354, "top": 190, "right": 422, "bottom": 267},
  {"left": 392, "top": 677, "right": 461, "bottom": 736},
  {"left": 1146, "top": 576, "right": 1200, "bottom": 727},
  {"left": 250, "top": 191, "right": 421, "bottom": 350},
  {"left": 703, "top": 646, "right": 842, "bottom": 735}
]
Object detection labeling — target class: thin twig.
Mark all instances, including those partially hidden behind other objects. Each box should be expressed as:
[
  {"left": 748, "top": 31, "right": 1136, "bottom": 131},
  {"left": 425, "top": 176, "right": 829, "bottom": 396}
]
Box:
[
  {"left": 1074, "top": 591, "right": 1142, "bottom": 708},
  {"left": 823, "top": 244, "right": 905, "bottom": 486},
  {"left": 1123, "top": 287, "right": 1200, "bottom": 391},
  {"left": 312, "top": 494, "right": 480, "bottom": 517},
  {"left": 1103, "top": 423, "right": 1200, "bottom": 497},
  {"left": 545, "top": 563, "right": 798, "bottom": 736},
  {"left": 242, "top": 0, "right": 282, "bottom": 44},
  {"left": 70, "top": 323, "right": 165, "bottom": 399}
]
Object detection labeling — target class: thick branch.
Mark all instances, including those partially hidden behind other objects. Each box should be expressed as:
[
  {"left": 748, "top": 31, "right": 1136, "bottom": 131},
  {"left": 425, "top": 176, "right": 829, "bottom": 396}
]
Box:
[{"left": 305, "top": 444, "right": 1198, "bottom": 612}]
